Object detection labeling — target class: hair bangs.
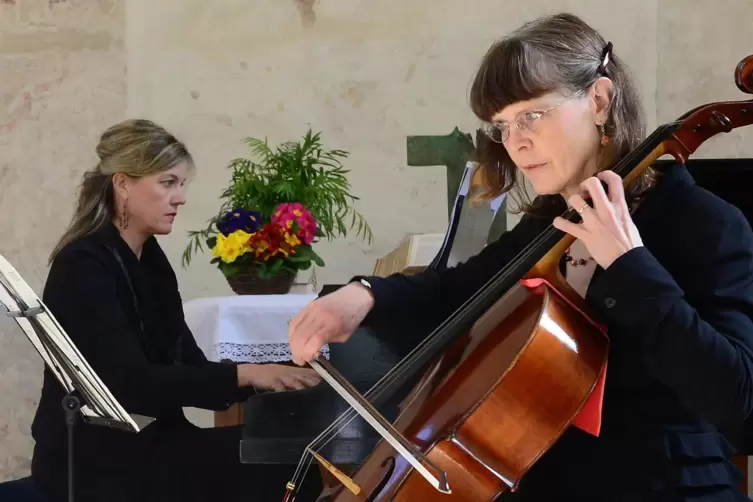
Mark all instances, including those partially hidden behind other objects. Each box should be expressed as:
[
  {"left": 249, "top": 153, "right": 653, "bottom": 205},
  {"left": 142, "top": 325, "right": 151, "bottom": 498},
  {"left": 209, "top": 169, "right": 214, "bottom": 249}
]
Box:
[{"left": 470, "top": 38, "right": 562, "bottom": 122}]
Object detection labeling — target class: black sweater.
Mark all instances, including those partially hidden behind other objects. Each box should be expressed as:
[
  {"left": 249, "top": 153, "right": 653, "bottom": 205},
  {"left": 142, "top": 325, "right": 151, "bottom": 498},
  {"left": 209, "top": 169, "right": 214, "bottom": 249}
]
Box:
[{"left": 31, "top": 224, "right": 249, "bottom": 466}]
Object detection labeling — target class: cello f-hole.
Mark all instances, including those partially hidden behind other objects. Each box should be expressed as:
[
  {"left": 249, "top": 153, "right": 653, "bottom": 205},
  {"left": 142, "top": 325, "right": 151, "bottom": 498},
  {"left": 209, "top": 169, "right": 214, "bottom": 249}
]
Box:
[{"left": 365, "top": 456, "right": 396, "bottom": 502}]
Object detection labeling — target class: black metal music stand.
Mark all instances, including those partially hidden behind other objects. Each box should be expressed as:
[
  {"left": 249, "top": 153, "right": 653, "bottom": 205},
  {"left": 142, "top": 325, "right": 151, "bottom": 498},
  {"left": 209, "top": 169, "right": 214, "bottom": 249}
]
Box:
[{"left": 0, "top": 254, "right": 153, "bottom": 502}]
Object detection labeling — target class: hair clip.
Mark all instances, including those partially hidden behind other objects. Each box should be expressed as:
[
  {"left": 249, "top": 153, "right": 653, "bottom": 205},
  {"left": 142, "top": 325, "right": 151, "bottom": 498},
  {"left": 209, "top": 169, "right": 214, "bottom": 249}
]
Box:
[{"left": 599, "top": 41, "right": 613, "bottom": 74}]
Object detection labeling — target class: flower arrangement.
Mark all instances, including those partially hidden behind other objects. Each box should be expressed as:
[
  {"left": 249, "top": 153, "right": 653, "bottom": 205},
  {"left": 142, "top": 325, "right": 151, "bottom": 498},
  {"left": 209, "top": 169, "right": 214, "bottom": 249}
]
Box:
[
  {"left": 208, "top": 203, "right": 321, "bottom": 279},
  {"left": 182, "top": 129, "right": 373, "bottom": 293}
]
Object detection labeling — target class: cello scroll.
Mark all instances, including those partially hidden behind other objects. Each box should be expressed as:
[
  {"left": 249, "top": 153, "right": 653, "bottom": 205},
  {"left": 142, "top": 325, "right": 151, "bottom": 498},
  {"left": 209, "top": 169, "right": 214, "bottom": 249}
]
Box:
[
  {"left": 662, "top": 54, "right": 753, "bottom": 164},
  {"left": 735, "top": 54, "right": 753, "bottom": 94}
]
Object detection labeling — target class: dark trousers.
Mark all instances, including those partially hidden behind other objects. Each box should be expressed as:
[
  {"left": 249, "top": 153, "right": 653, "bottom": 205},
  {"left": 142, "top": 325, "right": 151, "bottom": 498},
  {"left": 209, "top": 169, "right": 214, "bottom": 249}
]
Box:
[{"left": 31, "top": 424, "right": 323, "bottom": 502}]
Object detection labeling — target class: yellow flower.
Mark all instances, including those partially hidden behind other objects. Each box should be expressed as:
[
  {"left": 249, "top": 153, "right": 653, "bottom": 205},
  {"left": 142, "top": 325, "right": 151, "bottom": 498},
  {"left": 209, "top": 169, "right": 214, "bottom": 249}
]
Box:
[
  {"left": 284, "top": 232, "right": 301, "bottom": 247},
  {"left": 221, "top": 245, "right": 241, "bottom": 263},
  {"left": 212, "top": 230, "right": 252, "bottom": 263}
]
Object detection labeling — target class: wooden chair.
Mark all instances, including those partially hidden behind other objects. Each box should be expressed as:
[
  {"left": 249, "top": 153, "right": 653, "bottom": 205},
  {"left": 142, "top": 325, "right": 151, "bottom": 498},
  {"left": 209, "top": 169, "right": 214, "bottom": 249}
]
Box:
[
  {"left": 215, "top": 401, "right": 244, "bottom": 427},
  {"left": 732, "top": 456, "right": 748, "bottom": 494}
]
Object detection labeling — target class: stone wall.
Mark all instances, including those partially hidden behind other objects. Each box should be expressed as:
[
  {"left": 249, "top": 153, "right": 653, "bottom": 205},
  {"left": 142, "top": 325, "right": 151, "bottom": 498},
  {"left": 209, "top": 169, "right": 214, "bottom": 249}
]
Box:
[{"left": 1, "top": 0, "right": 752, "bottom": 481}]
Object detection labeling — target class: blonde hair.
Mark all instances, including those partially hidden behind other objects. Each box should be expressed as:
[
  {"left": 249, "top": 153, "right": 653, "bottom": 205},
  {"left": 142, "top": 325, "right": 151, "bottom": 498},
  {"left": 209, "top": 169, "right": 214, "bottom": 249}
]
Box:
[{"left": 49, "top": 119, "right": 193, "bottom": 263}]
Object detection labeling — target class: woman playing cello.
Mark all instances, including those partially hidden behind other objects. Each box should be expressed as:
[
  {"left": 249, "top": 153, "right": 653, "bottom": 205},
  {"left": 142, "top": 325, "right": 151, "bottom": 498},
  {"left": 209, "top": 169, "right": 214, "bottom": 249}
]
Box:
[{"left": 289, "top": 12, "right": 753, "bottom": 502}]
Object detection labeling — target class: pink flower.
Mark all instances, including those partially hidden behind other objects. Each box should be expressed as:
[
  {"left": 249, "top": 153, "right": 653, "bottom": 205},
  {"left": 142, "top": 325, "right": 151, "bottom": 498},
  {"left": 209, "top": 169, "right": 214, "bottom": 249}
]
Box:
[{"left": 271, "top": 202, "right": 317, "bottom": 244}]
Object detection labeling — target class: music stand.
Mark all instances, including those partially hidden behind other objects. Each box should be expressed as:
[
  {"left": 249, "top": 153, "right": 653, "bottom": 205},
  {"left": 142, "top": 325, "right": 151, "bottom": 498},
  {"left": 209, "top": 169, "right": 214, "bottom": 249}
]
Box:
[
  {"left": 0, "top": 254, "right": 153, "bottom": 502},
  {"left": 429, "top": 161, "right": 506, "bottom": 271}
]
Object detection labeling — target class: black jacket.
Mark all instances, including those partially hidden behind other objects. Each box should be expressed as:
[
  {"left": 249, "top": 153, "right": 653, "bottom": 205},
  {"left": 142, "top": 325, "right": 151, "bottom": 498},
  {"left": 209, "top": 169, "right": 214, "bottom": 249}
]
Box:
[
  {"left": 30, "top": 224, "right": 249, "bottom": 467},
  {"left": 358, "top": 163, "right": 753, "bottom": 501}
]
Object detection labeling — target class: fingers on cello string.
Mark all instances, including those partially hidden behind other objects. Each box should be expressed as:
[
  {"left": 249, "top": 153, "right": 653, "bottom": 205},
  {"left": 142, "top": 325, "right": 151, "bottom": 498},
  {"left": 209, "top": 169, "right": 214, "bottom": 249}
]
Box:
[{"left": 579, "top": 176, "right": 614, "bottom": 219}]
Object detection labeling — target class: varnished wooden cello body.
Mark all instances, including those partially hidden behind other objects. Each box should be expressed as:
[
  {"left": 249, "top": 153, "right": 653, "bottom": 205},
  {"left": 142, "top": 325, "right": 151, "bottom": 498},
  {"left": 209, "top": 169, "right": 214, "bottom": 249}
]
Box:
[{"left": 291, "top": 54, "right": 753, "bottom": 502}]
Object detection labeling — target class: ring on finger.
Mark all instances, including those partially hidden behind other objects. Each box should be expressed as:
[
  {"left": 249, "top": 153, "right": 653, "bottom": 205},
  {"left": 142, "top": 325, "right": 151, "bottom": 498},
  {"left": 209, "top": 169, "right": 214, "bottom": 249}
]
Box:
[{"left": 577, "top": 203, "right": 590, "bottom": 215}]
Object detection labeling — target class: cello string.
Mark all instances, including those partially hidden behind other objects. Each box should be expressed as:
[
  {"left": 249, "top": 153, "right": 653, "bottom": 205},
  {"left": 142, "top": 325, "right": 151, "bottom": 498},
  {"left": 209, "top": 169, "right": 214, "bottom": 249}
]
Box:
[
  {"left": 287, "top": 219, "right": 563, "bottom": 493},
  {"left": 300, "top": 146, "right": 639, "bottom": 457},
  {"left": 292, "top": 170, "right": 583, "bottom": 485},
  {"left": 297, "top": 214, "right": 564, "bottom": 461},
  {"left": 301, "top": 180, "right": 591, "bottom": 455},
  {"left": 287, "top": 450, "right": 315, "bottom": 496}
]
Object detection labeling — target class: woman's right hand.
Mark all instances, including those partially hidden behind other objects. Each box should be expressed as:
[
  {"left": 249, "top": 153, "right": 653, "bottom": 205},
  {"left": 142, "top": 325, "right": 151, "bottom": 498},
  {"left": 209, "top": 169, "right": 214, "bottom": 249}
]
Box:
[{"left": 288, "top": 282, "right": 375, "bottom": 365}]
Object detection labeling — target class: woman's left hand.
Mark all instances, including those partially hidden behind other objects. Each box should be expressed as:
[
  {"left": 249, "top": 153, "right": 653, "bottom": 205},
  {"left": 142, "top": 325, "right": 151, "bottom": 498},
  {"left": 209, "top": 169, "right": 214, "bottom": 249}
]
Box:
[
  {"left": 237, "top": 363, "right": 322, "bottom": 392},
  {"left": 553, "top": 170, "right": 643, "bottom": 269}
]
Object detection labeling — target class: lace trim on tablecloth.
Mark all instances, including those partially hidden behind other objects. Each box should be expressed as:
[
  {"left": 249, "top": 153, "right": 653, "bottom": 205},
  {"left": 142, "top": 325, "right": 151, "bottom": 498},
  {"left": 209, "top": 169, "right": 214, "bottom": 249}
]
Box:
[{"left": 214, "top": 342, "right": 330, "bottom": 363}]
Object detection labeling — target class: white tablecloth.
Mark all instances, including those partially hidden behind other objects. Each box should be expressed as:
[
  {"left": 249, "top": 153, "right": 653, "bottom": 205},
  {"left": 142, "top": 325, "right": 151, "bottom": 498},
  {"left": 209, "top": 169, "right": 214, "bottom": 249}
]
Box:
[{"left": 183, "top": 293, "right": 329, "bottom": 363}]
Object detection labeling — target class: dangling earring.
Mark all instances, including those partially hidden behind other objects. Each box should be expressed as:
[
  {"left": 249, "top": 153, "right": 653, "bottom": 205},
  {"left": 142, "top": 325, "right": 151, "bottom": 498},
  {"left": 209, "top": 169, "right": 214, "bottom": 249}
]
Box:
[
  {"left": 600, "top": 123, "right": 610, "bottom": 145},
  {"left": 119, "top": 197, "right": 129, "bottom": 230}
]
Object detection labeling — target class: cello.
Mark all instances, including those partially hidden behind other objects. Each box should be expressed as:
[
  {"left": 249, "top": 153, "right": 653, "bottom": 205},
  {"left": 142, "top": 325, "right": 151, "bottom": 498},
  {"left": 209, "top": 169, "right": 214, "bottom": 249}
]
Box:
[{"left": 284, "top": 54, "right": 753, "bottom": 501}]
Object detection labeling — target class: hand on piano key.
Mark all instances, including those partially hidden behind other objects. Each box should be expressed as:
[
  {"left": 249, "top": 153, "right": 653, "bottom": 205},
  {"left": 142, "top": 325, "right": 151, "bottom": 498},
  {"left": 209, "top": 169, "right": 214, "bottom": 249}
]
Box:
[{"left": 236, "top": 363, "right": 322, "bottom": 392}]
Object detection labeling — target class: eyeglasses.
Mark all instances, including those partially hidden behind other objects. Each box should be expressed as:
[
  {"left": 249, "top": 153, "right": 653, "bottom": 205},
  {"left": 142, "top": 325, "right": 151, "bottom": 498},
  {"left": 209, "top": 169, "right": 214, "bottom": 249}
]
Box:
[{"left": 482, "top": 95, "right": 574, "bottom": 144}]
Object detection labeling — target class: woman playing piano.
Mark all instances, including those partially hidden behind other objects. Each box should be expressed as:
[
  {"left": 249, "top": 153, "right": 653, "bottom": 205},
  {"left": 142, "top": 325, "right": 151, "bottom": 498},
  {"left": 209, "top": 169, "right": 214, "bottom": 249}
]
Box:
[
  {"left": 289, "top": 13, "right": 753, "bottom": 502},
  {"left": 30, "top": 119, "right": 324, "bottom": 501}
]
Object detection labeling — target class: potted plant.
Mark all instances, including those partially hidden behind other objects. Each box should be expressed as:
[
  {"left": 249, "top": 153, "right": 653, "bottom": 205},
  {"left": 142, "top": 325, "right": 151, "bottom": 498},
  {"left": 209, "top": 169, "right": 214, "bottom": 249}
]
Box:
[{"left": 181, "top": 129, "right": 373, "bottom": 295}]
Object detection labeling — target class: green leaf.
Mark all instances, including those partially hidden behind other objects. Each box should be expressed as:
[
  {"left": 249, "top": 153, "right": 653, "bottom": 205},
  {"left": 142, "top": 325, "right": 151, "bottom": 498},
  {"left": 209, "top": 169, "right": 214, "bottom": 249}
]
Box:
[
  {"left": 256, "top": 262, "right": 270, "bottom": 279},
  {"left": 219, "top": 261, "right": 244, "bottom": 277},
  {"left": 268, "top": 258, "right": 284, "bottom": 276},
  {"left": 309, "top": 249, "right": 326, "bottom": 267},
  {"left": 286, "top": 254, "right": 311, "bottom": 263}
]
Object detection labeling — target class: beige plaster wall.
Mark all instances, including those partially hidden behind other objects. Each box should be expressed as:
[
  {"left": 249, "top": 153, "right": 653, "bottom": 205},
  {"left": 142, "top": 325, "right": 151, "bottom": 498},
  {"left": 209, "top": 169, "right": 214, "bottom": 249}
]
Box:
[
  {"left": 1, "top": 0, "right": 752, "bottom": 482},
  {"left": 0, "top": 0, "right": 125, "bottom": 479}
]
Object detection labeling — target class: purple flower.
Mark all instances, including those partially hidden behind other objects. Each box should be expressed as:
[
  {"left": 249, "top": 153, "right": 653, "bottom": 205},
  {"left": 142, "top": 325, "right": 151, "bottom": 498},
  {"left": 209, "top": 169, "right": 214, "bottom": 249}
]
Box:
[{"left": 217, "top": 208, "right": 263, "bottom": 235}]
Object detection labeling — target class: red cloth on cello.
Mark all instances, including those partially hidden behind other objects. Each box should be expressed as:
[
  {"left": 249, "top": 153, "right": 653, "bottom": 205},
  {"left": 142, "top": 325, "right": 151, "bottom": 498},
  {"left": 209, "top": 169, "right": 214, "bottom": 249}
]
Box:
[
  {"left": 519, "top": 277, "right": 607, "bottom": 437},
  {"left": 571, "top": 360, "right": 606, "bottom": 436}
]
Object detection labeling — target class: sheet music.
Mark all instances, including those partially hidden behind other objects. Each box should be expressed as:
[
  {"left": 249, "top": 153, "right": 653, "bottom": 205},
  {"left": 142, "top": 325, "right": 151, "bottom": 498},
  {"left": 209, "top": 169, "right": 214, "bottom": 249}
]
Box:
[
  {"left": 490, "top": 193, "right": 506, "bottom": 214},
  {"left": 0, "top": 254, "right": 148, "bottom": 432},
  {"left": 0, "top": 271, "right": 71, "bottom": 397},
  {"left": 447, "top": 192, "right": 505, "bottom": 268},
  {"left": 429, "top": 162, "right": 475, "bottom": 269},
  {"left": 432, "top": 162, "right": 506, "bottom": 269}
]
